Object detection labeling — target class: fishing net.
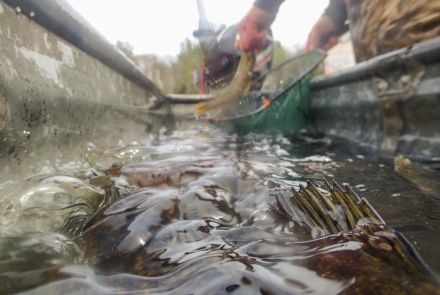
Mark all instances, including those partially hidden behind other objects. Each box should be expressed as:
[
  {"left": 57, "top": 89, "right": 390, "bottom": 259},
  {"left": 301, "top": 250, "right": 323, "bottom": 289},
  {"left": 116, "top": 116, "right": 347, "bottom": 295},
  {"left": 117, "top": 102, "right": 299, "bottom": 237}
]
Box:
[{"left": 206, "top": 49, "right": 327, "bottom": 135}]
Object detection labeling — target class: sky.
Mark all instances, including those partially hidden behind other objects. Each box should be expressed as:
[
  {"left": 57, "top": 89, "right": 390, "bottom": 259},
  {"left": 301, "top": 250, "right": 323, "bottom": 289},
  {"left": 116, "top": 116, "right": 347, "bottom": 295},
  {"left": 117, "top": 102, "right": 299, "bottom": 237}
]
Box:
[{"left": 66, "top": 0, "right": 329, "bottom": 57}]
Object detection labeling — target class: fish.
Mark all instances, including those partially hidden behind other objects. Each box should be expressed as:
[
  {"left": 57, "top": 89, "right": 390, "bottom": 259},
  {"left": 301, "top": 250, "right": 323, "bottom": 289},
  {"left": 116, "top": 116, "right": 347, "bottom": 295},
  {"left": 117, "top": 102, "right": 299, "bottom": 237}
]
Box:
[
  {"left": 394, "top": 155, "right": 440, "bottom": 194},
  {"left": 273, "top": 180, "right": 440, "bottom": 294},
  {"left": 10, "top": 174, "right": 440, "bottom": 294},
  {"left": 194, "top": 51, "right": 256, "bottom": 117},
  {"left": 75, "top": 174, "right": 440, "bottom": 294}
]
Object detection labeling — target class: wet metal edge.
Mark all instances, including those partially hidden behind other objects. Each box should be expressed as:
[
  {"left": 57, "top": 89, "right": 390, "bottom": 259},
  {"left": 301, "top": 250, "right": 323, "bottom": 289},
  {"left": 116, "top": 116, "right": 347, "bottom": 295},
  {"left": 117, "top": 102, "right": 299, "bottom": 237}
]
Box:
[
  {"left": 307, "top": 37, "right": 440, "bottom": 158},
  {"left": 1, "top": 0, "right": 167, "bottom": 102}
]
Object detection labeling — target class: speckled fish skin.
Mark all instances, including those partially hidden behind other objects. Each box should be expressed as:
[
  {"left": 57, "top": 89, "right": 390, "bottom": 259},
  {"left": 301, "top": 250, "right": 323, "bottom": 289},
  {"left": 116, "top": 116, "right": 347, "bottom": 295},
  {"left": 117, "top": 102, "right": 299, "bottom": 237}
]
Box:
[
  {"left": 76, "top": 174, "right": 440, "bottom": 295},
  {"left": 194, "top": 51, "right": 256, "bottom": 117},
  {"left": 13, "top": 162, "right": 440, "bottom": 295}
]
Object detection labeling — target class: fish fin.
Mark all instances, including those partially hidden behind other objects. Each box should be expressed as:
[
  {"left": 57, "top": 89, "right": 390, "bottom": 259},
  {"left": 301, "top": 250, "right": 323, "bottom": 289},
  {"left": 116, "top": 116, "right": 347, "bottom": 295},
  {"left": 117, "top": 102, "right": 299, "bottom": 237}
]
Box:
[
  {"left": 276, "top": 180, "right": 386, "bottom": 236},
  {"left": 194, "top": 97, "right": 235, "bottom": 117},
  {"left": 194, "top": 101, "right": 211, "bottom": 117}
]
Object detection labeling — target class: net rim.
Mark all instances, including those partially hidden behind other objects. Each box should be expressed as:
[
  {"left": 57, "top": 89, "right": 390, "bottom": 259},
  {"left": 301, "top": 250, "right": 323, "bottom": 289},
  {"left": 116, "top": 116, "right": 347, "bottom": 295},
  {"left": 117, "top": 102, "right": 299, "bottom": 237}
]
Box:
[{"left": 208, "top": 48, "right": 327, "bottom": 122}]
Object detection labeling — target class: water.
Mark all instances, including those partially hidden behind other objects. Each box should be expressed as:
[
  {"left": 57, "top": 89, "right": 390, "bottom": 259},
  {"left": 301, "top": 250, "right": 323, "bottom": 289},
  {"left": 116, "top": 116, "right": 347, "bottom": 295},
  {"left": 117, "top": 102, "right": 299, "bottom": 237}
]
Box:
[{"left": 0, "top": 128, "right": 439, "bottom": 294}]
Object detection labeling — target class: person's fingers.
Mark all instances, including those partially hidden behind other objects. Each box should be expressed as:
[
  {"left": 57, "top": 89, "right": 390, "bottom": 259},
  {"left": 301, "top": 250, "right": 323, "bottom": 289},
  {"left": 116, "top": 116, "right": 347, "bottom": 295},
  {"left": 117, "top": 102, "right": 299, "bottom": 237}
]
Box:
[
  {"left": 234, "top": 38, "right": 242, "bottom": 51},
  {"left": 235, "top": 26, "right": 267, "bottom": 52},
  {"left": 235, "top": 22, "right": 250, "bottom": 51},
  {"left": 235, "top": 18, "right": 244, "bottom": 49},
  {"left": 306, "top": 29, "right": 320, "bottom": 52},
  {"left": 235, "top": 29, "right": 244, "bottom": 51},
  {"left": 235, "top": 5, "right": 276, "bottom": 52},
  {"left": 306, "top": 15, "right": 341, "bottom": 51},
  {"left": 253, "top": 29, "right": 267, "bottom": 51},
  {"left": 235, "top": 43, "right": 242, "bottom": 51},
  {"left": 237, "top": 29, "right": 251, "bottom": 51},
  {"left": 307, "top": 30, "right": 340, "bottom": 51},
  {"left": 322, "top": 36, "right": 339, "bottom": 51}
]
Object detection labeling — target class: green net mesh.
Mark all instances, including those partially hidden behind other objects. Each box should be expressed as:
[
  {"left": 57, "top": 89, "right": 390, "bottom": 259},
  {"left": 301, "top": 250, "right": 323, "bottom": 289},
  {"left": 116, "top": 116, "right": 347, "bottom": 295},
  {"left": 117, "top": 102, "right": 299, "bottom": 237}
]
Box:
[{"left": 207, "top": 49, "right": 326, "bottom": 135}]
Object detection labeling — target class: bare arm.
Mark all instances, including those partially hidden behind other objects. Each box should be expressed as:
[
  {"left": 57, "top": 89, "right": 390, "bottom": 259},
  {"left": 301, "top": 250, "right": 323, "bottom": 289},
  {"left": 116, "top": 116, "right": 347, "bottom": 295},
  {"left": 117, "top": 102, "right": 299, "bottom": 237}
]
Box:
[
  {"left": 235, "top": 0, "right": 284, "bottom": 52},
  {"left": 306, "top": 0, "right": 349, "bottom": 51}
]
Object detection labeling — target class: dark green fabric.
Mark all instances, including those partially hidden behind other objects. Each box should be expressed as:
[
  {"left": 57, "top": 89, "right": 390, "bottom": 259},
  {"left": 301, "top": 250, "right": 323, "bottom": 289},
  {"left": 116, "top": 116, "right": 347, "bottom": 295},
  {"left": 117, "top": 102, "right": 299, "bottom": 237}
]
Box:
[{"left": 209, "top": 50, "right": 326, "bottom": 135}]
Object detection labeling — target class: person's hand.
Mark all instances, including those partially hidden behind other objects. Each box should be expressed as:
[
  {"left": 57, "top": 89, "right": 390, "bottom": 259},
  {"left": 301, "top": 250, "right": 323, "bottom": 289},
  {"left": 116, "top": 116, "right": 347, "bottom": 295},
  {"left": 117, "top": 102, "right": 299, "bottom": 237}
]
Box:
[
  {"left": 235, "top": 6, "right": 276, "bottom": 52},
  {"left": 306, "top": 15, "right": 340, "bottom": 51}
]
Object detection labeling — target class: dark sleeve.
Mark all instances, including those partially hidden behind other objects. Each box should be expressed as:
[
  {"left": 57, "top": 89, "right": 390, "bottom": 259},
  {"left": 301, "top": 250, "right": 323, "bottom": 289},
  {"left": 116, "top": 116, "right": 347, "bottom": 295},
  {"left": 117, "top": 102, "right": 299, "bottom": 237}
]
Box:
[
  {"left": 253, "top": 0, "right": 284, "bottom": 13},
  {"left": 323, "top": 0, "right": 348, "bottom": 29}
]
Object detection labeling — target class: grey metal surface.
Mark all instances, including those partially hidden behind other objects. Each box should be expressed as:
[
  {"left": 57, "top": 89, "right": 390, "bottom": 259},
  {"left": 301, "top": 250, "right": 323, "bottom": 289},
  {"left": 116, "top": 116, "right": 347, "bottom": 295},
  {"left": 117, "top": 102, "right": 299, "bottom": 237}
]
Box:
[
  {"left": 1, "top": 0, "right": 167, "bottom": 102},
  {"left": 0, "top": 2, "right": 206, "bottom": 183},
  {"left": 0, "top": 85, "right": 6, "bottom": 132},
  {"left": 311, "top": 37, "right": 440, "bottom": 91},
  {"left": 2, "top": 0, "right": 439, "bottom": 163},
  {"left": 307, "top": 37, "right": 440, "bottom": 158}
]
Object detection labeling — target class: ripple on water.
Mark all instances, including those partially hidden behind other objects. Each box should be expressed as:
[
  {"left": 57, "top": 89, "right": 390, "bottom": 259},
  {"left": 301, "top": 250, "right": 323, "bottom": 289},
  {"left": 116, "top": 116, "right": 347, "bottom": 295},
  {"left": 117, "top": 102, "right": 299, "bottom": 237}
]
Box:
[{"left": 0, "top": 129, "right": 439, "bottom": 294}]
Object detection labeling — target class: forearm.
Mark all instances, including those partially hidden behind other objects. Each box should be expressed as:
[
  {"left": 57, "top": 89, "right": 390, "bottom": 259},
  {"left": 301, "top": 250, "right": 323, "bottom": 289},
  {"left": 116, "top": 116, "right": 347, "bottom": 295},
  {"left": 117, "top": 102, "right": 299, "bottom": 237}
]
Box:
[
  {"left": 235, "top": 0, "right": 283, "bottom": 51},
  {"left": 323, "top": 0, "right": 348, "bottom": 32},
  {"left": 306, "top": 0, "right": 348, "bottom": 51}
]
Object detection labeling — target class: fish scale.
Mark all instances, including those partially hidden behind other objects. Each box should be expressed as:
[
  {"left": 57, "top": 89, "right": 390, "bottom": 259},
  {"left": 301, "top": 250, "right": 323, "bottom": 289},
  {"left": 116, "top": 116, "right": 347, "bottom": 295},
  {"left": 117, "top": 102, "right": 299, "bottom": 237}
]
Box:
[
  {"left": 194, "top": 51, "right": 256, "bottom": 117},
  {"left": 12, "top": 167, "right": 440, "bottom": 294}
]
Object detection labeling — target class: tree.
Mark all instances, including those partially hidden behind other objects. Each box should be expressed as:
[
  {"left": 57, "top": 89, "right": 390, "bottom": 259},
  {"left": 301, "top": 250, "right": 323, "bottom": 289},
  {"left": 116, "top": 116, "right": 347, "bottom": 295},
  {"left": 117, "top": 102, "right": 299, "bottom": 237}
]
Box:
[
  {"left": 172, "top": 38, "right": 204, "bottom": 94},
  {"left": 137, "top": 54, "right": 176, "bottom": 94},
  {"left": 136, "top": 39, "right": 204, "bottom": 95},
  {"left": 116, "top": 41, "right": 139, "bottom": 65},
  {"left": 273, "top": 41, "right": 293, "bottom": 67},
  {"left": 135, "top": 39, "right": 303, "bottom": 95}
]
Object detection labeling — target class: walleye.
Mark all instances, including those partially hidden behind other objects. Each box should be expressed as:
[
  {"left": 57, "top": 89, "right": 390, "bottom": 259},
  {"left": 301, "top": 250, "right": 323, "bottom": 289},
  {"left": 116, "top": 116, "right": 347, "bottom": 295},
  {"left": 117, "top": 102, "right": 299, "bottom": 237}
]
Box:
[{"left": 194, "top": 51, "right": 256, "bottom": 117}]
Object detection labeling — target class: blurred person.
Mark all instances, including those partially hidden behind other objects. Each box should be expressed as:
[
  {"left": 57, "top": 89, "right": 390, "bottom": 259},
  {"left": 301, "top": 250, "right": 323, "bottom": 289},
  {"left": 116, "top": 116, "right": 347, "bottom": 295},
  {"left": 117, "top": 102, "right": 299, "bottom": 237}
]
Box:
[{"left": 235, "top": 0, "right": 440, "bottom": 62}]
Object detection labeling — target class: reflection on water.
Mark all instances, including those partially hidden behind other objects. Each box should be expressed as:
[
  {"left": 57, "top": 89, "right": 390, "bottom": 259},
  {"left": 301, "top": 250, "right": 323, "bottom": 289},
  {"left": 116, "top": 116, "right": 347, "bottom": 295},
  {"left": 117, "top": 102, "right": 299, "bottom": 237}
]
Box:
[{"left": 0, "top": 128, "right": 440, "bottom": 294}]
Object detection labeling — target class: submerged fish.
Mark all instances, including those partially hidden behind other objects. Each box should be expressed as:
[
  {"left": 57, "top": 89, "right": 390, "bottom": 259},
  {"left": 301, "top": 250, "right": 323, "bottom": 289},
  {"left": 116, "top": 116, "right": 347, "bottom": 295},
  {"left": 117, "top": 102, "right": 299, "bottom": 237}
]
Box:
[
  {"left": 394, "top": 155, "right": 440, "bottom": 194},
  {"left": 275, "top": 180, "right": 440, "bottom": 294},
  {"left": 71, "top": 176, "right": 440, "bottom": 294},
  {"left": 10, "top": 154, "right": 440, "bottom": 295},
  {"left": 194, "top": 51, "right": 256, "bottom": 117}
]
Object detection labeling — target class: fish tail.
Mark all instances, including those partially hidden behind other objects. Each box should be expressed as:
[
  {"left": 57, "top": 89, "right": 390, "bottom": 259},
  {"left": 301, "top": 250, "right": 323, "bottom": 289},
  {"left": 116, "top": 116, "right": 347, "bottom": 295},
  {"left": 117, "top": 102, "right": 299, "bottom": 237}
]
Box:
[
  {"left": 193, "top": 84, "right": 242, "bottom": 117},
  {"left": 194, "top": 96, "right": 236, "bottom": 117},
  {"left": 194, "top": 100, "right": 212, "bottom": 117},
  {"left": 276, "top": 179, "right": 385, "bottom": 236}
]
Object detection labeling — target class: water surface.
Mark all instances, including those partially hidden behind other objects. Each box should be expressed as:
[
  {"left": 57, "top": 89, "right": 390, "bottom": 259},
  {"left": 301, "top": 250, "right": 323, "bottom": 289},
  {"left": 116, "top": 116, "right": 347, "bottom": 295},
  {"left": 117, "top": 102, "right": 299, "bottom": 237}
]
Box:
[{"left": 0, "top": 128, "right": 439, "bottom": 294}]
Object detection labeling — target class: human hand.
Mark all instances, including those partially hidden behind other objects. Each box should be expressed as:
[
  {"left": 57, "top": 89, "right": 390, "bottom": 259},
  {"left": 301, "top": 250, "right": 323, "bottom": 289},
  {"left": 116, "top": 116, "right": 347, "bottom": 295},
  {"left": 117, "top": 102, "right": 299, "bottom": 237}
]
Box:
[
  {"left": 235, "top": 6, "right": 276, "bottom": 52},
  {"left": 306, "top": 15, "right": 341, "bottom": 51}
]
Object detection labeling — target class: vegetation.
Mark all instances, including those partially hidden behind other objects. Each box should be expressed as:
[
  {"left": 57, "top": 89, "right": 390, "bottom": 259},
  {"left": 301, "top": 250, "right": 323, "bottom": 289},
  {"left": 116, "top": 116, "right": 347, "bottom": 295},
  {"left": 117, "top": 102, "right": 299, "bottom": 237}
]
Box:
[
  {"left": 273, "top": 41, "right": 292, "bottom": 67},
  {"left": 137, "top": 54, "right": 176, "bottom": 94},
  {"left": 116, "top": 41, "right": 139, "bottom": 65},
  {"left": 172, "top": 39, "right": 204, "bottom": 94},
  {"left": 130, "top": 38, "right": 296, "bottom": 95}
]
